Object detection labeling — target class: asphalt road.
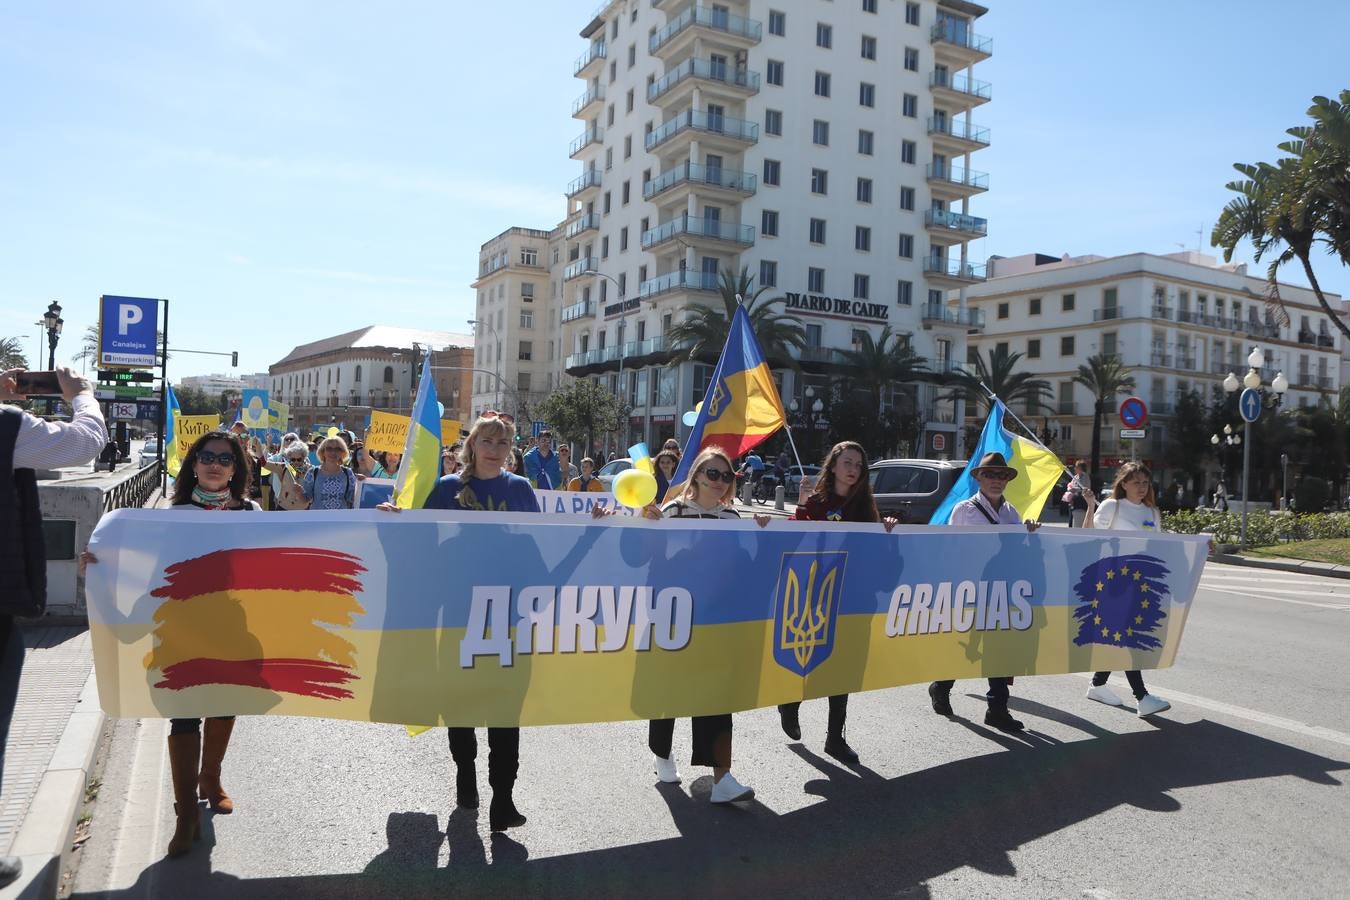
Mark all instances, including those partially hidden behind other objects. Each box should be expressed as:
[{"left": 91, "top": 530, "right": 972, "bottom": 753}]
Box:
[{"left": 68, "top": 562, "right": 1350, "bottom": 899}]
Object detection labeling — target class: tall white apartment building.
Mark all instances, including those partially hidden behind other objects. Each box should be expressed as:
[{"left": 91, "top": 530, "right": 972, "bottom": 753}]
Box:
[
  {"left": 471, "top": 0, "right": 994, "bottom": 453},
  {"left": 967, "top": 250, "right": 1344, "bottom": 468}
]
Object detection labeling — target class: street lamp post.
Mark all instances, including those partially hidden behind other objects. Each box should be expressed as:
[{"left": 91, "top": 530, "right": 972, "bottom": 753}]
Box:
[
  {"left": 789, "top": 386, "right": 825, "bottom": 462},
  {"left": 1210, "top": 424, "right": 1241, "bottom": 498},
  {"left": 41, "top": 301, "right": 63, "bottom": 414},
  {"left": 466, "top": 318, "right": 502, "bottom": 414},
  {"left": 1222, "top": 347, "right": 1288, "bottom": 547}
]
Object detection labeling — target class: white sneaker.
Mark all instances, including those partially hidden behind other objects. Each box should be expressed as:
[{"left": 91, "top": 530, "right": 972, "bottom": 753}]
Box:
[
  {"left": 1086, "top": 684, "right": 1124, "bottom": 706},
  {"left": 1136, "top": 694, "right": 1171, "bottom": 717},
  {"left": 709, "top": 772, "right": 754, "bottom": 804},
  {"left": 653, "top": 754, "right": 681, "bottom": 783}
]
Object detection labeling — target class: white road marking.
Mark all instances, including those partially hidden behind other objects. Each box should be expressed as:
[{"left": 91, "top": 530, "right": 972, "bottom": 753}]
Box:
[
  {"left": 1082, "top": 674, "right": 1350, "bottom": 749},
  {"left": 105, "top": 718, "right": 168, "bottom": 895},
  {"left": 1199, "top": 585, "right": 1350, "bottom": 610}
]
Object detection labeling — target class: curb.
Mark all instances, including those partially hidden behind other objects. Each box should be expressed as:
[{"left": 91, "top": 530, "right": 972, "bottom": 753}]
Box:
[
  {"left": 1210, "top": 553, "right": 1350, "bottom": 579},
  {"left": 0, "top": 671, "right": 105, "bottom": 900}
]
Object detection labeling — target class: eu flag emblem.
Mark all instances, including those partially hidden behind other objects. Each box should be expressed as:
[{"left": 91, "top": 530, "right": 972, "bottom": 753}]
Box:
[
  {"left": 773, "top": 552, "right": 846, "bottom": 676},
  {"left": 1072, "top": 553, "right": 1170, "bottom": 650}
]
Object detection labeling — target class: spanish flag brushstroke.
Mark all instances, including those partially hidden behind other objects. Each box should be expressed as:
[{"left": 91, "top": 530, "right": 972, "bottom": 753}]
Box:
[
  {"left": 928, "top": 398, "right": 1064, "bottom": 524},
  {"left": 145, "top": 547, "right": 367, "bottom": 699},
  {"left": 394, "top": 353, "right": 441, "bottom": 510},
  {"left": 666, "top": 303, "right": 786, "bottom": 500}
]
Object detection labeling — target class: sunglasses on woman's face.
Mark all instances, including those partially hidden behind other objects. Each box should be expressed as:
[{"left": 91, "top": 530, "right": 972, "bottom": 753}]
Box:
[
  {"left": 198, "top": 451, "right": 236, "bottom": 468},
  {"left": 699, "top": 468, "right": 733, "bottom": 482}
]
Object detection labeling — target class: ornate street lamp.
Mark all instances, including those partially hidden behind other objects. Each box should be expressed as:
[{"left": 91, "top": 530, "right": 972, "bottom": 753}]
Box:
[
  {"left": 41, "top": 301, "right": 63, "bottom": 413},
  {"left": 1223, "top": 346, "right": 1288, "bottom": 545}
]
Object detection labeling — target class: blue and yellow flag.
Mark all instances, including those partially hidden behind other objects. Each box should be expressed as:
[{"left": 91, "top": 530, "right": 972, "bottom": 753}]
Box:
[
  {"left": 667, "top": 304, "right": 786, "bottom": 500},
  {"left": 929, "top": 399, "right": 1063, "bottom": 524},
  {"left": 393, "top": 356, "right": 441, "bottom": 509},
  {"left": 164, "top": 383, "right": 182, "bottom": 478}
]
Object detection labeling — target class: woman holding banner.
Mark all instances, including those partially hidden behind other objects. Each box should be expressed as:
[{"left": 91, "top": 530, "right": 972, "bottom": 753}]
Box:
[{"left": 778, "top": 441, "right": 896, "bottom": 763}]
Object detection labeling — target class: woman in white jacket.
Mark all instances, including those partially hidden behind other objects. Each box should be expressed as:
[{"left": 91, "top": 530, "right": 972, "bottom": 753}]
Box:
[{"left": 1081, "top": 462, "right": 1171, "bottom": 717}]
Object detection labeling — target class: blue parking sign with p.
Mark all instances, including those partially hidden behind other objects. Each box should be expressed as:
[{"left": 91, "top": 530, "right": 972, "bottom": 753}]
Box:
[{"left": 99, "top": 295, "right": 159, "bottom": 368}]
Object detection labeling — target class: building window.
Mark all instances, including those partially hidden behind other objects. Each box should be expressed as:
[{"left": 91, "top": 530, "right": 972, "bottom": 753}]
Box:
[
  {"left": 518, "top": 341, "right": 533, "bottom": 361},
  {"left": 627, "top": 43, "right": 636, "bottom": 68},
  {"left": 997, "top": 302, "right": 1009, "bottom": 319},
  {"left": 760, "top": 259, "right": 778, "bottom": 288},
  {"left": 853, "top": 274, "right": 870, "bottom": 299},
  {"left": 812, "top": 119, "right": 830, "bottom": 145},
  {"left": 859, "top": 82, "right": 875, "bottom": 107},
  {"left": 855, "top": 226, "right": 871, "bottom": 251},
  {"left": 814, "top": 71, "right": 831, "bottom": 97},
  {"left": 1062, "top": 293, "right": 1076, "bottom": 311},
  {"left": 601, "top": 236, "right": 609, "bottom": 258},
  {"left": 620, "top": 227, "right": 629, "bottom": 251},
  {"left": 858, "top": 129, "right": 874, "bottom": 155},
  {"left": 607, "top": 104, "right": 614, "bottom": 126},
  {"left": 809, "top": 218, "right": 826, "bottom": 244},
  {"left": 862, "top": 0, "right": 877, "bottom": 11},
  {"left": 898, "top": 233, "right": 914, "bottom": 258},
  {"left": 520, "top": 310, "right": 534, "bottom": 328},
  {"left": 762, "top": 209, "right": 780, "bottom": 237},
  {"left": 520, "top": 248, "right": 538, "bottom": 266},
  {"left": 901, "top": 140, "right": 916, "bottom": 164},
  {"left": 763, "top": 158, "right": 781, "bottom": 186},
  {"left": 768, "top": 9, "right": 785, "bottom": 35},
  {"left": 623, "top": 136, "right": 631, "bottom": 159},
  {"left": 765, "top": 108, "right": 782, "bottom": 135},
  {"left": 1029, "top": 297, "right": 1042, "bottom": 315},
  {"left": 1027, "top": 338, "right": 1041, "bottom": 359},
  {"left": 897, "top": 280, "right": 913, "bottom": 305},
  {"left": 902, "top": 93, "right": 918, "bottom": 117},
  {"left": 904, "top": 47, "right": 919, "bottom": 71},
  {"left": 905, "top": 2, "right": 920, "bottom": 25},
  {"left": 856, "top": 177, "right": 872, "bottom": 203},
  {"left": 816, "top": 23, "right": 832, "bottom": 48},
  {"left": 518, "top": 372, "right": 531, "bottom": 392},
  {"left": 861, "top": 35, "right": 876, "bottom": 60},
  {"left": 899, "top": 186, "right": 915, "bottom": 210},
  {"left": 521, "top": 283, "right": 535, "bottom": 301},
  {"left": 626, "top": 88, "right": 634, "bottom": 112},
  {"left": 1060, "top": 335, "right": 1075, "bottom": 356},
  {"left": 811, "top": 168, "right": 828, "bottom": 194},
  {"left": 767, "top": 60, "right": 784, "bottom": 86},
  {"left": 808, "top": 267, "right": 825, "bottom": 292}
]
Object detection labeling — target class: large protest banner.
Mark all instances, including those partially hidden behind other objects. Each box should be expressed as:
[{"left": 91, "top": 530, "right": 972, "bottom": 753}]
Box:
[
  {"left": 534, "top": 490, "right": 638, "bottom": 516},
  {"left": 84, "top": 510, "right": 1207, "bottom": 727}
]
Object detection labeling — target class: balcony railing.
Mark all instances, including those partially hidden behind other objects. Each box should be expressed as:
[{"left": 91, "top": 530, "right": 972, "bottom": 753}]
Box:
[
  {"left": 1092, "top": 307, "right": 1122, "bottom": 321},
  {"left": 929, "top": 70, "right": 992, "bottom": 101},
  {"left": 921, "top": 303, "right": 986, "bottom": 328},
  {"left": 1176, "top": 356, "right": 1197, "bottom": 371},
  {"left": 927, "top": 117, "right": 991, "bottom": 146},
  {"left": 646, "top": 109, "right": 759, "bottom": 150},
  {"left": 571, "top": 85, "right": 604, "bottom": 115},
  {"left": 1057, "top": 401, "right": 1077, "bottom": 415},
  {"left": 649, "top": 6, "right": 762, "bottom": 53},
  {"left": 648, "top": 57, "right": 760, "bottom": 102},
  {"left": 925, "top": 163, "right": 989, "bottom": 190},
  {"left": 561, "top": 299, "right": 596, "bottom": 323},
  {"left": 641, "top": 214, "right": 754, "bottom": 249},
  {"left": 794, "top": 346, "right": 850, "bottom": 366},
  {"left": 566, "top": 169, "right": 601, "bottom": 197},
  {"left": 1318, "top": 375, "right": 1334, "bottom": 389},
  {"left": 923, "top": 258, "right": 987, "bottom": 281},
  {"left": 639, "top": 269, "right": 720, "bottom": 298},
  {"left": 930, "top": 21, "right": 992, "bottom": 55},
  {"left": 1150, "top": 352, "right": 1172, "bottom": 368},
  {"left": 1318, "top": 334, "right": 1336, "bottom": 348},
  {"left": 573, "top": 43, "right": 606, "bottom": 76},
  {"left": 1151, "top": 306, "right": 1173, "bottom": 320},
  {"left": 1242, "top": 320, "right": 1281, "bottom": 339},
  {"left": 924, "top": 208, "right": 988, "bottom": 236},
  {"left": 564, "top": 213, "right": 600, "bottom": 239},
  {"left": 569, "top": 127, "right": 603, "bottom": 156},
  {"left": 563, "top": 257, "right": 598, "bottom": 280},
  {"left": 644, "top": 161, "right": 757, "bottom": 200}
]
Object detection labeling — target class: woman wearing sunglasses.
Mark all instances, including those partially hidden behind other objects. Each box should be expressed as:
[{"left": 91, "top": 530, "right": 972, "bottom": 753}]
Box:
[
  {"left": 302, "top": 436, "right": 357, "bottom": 510},
  {"left": 82, "top": 431, "right": 258, "bottom": 858},
  {"left": 777, "top": 441, "right": 896, "bottom": 763}
]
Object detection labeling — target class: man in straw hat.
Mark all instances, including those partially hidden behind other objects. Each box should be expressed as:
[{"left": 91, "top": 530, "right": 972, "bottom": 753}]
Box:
[{"left": 928, "top": 451, "right": 1040, "bottom": 732}]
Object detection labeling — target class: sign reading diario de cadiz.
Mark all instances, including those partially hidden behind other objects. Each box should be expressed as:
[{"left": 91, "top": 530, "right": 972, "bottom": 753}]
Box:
[{"left": 783, "top": 291, "right": 890, "bottom": 322}]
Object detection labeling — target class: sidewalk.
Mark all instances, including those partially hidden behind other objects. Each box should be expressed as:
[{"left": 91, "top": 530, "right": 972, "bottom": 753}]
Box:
[
  {"left": 1210, "top": 551, "right": 1350, "bottom": 579},
  {"left": 0, "top": 628, "right": 100, "bottom": 900}
]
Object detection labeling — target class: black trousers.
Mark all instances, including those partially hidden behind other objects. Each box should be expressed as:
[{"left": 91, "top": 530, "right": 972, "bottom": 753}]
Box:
[
  {"left": 169, "top": 716, "right": 235, "bottom": 736},
  {"left": 648, "top": 715, "right": 732, "bottom": 768},
  {"left": 1092, "top": 669, "right": 1147, "bottom": 700},
  {"left": 930, "top": 677, "right": 1012, "bottom": 708},
  {"left": 0, "top": 618, "right": 24, "bottom": 790},
  {"left": 778, "top": 693, "right": 849, "bottom": 735},
  {"left": 447, "top": 727, "right": 519, "bottom": 791}
]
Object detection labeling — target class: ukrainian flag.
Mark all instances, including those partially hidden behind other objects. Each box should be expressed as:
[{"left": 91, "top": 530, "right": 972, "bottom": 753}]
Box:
[
  {"left": 393, "top": 356, "right": 441, "bottom": 509},
  {"left": 928, "top": 399, "right": 1063, "bottom": 524},
  {"left": 164, "top": 383, "right": 182, "bottom": 478},
  {"left": 667, "top": 304, "right": 785, "bottom": 499}
]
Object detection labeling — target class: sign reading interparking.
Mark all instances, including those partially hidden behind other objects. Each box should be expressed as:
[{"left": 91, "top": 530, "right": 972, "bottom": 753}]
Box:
[{"left": 98, "top": 295, "right": 159, "bottom": 368}]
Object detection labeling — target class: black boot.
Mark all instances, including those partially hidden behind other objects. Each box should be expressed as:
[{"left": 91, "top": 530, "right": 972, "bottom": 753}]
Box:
[
  {"left": 489, "top": 793, "right": 527, "bottom": 832},
  {"left": 777, "top": 703, "right": 802, "bottom": 741},
  {"left": 928, "top": 682, "right": 953, "bottom": 716},
  {"left": 822, "top": 695, "right": 858, "bottom": 763},
  {"left": 455, "top": 764, "right": 479, "bottom": 810},
  {"left": 984, "top": 704, "right": 1025, "bottom": 732},
  {"left": 487, "top": 727, "right": 525, "bottom": 831}
]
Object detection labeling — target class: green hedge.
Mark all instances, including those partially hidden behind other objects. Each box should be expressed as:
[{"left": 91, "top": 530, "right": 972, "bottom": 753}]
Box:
[{"left": 1162, "top": 509, "right": 1350, "bottom": 546}]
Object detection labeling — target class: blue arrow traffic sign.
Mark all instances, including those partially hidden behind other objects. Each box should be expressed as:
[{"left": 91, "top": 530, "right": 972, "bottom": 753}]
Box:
[{"left": 1239, "top": 387, "right": 1262, "bottom": 423}]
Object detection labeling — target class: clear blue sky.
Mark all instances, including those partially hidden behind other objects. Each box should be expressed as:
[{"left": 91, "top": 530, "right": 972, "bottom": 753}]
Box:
[{"left": 1, "top": 1, "right": 1346, "bottom": 378}]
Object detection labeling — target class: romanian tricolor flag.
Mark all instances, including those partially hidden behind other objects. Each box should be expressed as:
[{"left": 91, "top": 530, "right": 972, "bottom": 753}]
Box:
[
  {"left": 164, "top": 383, "right": 182, "bottom": 478},
  {"left": 667, "top": 304, "right": 786, "bottom": 500},
  {"left": 145, "top": 547, "right": 367, "bottom": 699},
  {"left": 929, "top": 398, "right": 1064, "bottom": 524},
  {"left": 394, "top": 354, "right": 441, "bottom": 509}
]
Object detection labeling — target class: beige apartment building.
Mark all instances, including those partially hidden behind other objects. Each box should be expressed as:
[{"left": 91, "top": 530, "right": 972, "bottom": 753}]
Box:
[
  {"left": 967, "top": 250, "right": 1344, "bottom": 470},
  {"left": 473, "top": 0, "right": 993, "bottom": 454}
]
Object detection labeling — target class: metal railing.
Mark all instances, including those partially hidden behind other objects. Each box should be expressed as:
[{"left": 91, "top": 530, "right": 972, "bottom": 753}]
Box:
[
  {"left": 927, "top": 117, "right": 991, "bottom": 145},
  {"left": 930, "top": 21, "right": 992, "bottom": 55},
  {"left": 644, "top": 162, "right": 757, "bottom": 199},
  {"left": 1151, "top": 306, "right": 1172, "bottom": 320},
  {"left": 1150, "top": 352, "right": 1172, "bottom": 367},
  {"left": 929, "top": 70, "right": 992, "bottom": 100},
  {"left": 569, "top": 127, "right": 604, "bottom": 156},
  {"left": 566, "top": 169, "right": 602, "bottom": 196},
  {"left": 573, "top": 42, "right": 607, "bottom": 75},
  {"left": 104, "top": 461, "right": 162, "bottom": 514},
  {"left": 650, "top": 6, "right": 762, "bottom": 53},
  {"left": 1057, "top": 401, "right": 1077, "bottom": 415},
  {"left": 925, "top": 163, "right": 989, "bottom": 190},
  {"left": 646, "top": 109, "right": 758, "bottom": 150},
  {"left": 561, "top": 300, "right": 596, "bottom": 323},
  {"left": 571, "top": 85, "right": 604, "bottom": 115},
  {"left": 564, "top": 257, "right": 599, "bottom": 280},
  {"left": 1092, "top": 308, "right": 1122, "bottom": 321},
  {"left": 639, "top": 269, "right": 720, "bottom": 297},
  {"left": 923, "top": 258, "right": 987, "bottom": 281},
  {"left": 921, "top": 303, "right": 985, "bottom": 328},
  {"left": 648, "top": 57, "right": 760, "bottom": 102},
  {"left": 923, "top": 208, "right": 988, "bottom": 236},
  {"left": 641, "top": 214, "right": 754, "bottom": 249},
  {"left": 564, "top": 213, "right": 600, "bottom": 239}
]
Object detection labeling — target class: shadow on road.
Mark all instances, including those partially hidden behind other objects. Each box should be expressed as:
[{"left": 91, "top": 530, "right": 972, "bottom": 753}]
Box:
[{"left": 74, "top": 719, "right": 1346, "bottom": 900}]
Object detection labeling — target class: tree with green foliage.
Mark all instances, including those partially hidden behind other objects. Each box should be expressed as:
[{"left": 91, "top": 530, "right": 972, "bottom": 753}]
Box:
[
  {"left": 943, "top": 346, "right": 1051, "bottom": 416},
  {"left": 533, "top": 377, "right": 628, "bottom": 457},
  {"left": 1073, "top": 354, "right": 1136, "bottom": 490},
  {"left": 1167, "top": 389, "right": 1213, "bottom": 498},
  {"left": 665, "top": 267, "right": 807, "bottom": 369},
  {"left": 0, "top": 337, "right": 29, "bottom": 371},
  {"left": 173, "top": 386, "right": 219, "bottom": 416}
]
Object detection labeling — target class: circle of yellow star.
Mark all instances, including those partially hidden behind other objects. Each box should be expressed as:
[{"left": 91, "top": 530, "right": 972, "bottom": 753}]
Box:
[
  {"left": 1107, "top": 570, "right": 1115, "bottom": 580},
  {"left": 1113, "top": 631, "right": 1122, "bottom": 642},
  {"left": 1095, "top": 581, "right": 1105, "bottom": 592},
  {"left": 1094, "top": 615, "right": 1102, "bottom": 625}
]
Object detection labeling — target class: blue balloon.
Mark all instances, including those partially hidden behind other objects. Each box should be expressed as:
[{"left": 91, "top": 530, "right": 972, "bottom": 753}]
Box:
[
  {"left": 437, "top": 401, "right": 445, "bottom": 417},
  {"left": 682, "top": 410, "right": 698, "bottom": 426}
]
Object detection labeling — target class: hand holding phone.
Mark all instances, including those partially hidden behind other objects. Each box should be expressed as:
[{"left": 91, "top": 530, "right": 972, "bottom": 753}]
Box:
[{"left": 14, "top": 370, "right": 62, "bottom": 396}]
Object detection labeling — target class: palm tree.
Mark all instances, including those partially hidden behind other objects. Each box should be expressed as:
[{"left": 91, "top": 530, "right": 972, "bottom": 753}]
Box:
[
  {"left": 0, "top": 337, "right": 29, "bottom": 371},
  {"left": 1073, "top": 354, "right": 1136, "bottom": 490},
  {"left": 834, "top": 325, "right": 928, "bottom": 419},
  {"left": 1213, "top": 92, "right": 1350, "bottom": 339},
  {"left": 943, "top": 346, "right": 1051, "bottom": 417},
  {"left": 665, "top": 267, "right": 807, "bottom": 368}
]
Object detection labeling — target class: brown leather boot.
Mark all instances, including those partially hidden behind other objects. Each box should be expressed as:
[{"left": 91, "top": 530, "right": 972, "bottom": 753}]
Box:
[
  {"left": 198, "top": 718, "right": 235, "bottom": 813},
  {"left": 166, "top": 733, "right": 201, "bottom": 858}
]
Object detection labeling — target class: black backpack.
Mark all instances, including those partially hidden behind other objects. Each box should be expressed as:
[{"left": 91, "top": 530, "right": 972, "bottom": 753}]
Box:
[{"left": 0, "top": 408, "right": 47, "bottom": 617}]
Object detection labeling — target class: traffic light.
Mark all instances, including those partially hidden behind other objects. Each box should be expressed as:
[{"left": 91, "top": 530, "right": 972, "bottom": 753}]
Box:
[{"left": 231, "top": 351, "right": 239, "bottom": 367}]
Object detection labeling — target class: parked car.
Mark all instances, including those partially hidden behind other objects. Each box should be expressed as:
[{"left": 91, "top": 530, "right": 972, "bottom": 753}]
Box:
[
  {"left": 784, "top": 464, "right": 821, "bottom": 498},
  {"left": 596, "top": 457, "right": 633, "bottom": 490},
  {"left": 870, "top": 458, "right": 969, "bottom": 524},
  {"left": 138, "top": 439, "right": 164, "bottom": 468}
]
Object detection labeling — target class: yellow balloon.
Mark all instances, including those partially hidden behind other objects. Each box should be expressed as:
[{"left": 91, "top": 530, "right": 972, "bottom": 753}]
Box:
[
  {"left": 613, "top": 468, "right": 658, "bottom": 508},
  {"left": 636, "top": 457, "right": 655, "bottom": 474},
  {"left": 326, "top": 426, "right": 339, "bottom": 438}
]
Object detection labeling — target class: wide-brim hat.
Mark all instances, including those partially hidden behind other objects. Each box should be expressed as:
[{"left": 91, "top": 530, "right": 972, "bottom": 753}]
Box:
[{"left": 970, "top": 452, "right": 1018, "bottom": 481}]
